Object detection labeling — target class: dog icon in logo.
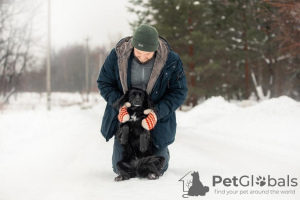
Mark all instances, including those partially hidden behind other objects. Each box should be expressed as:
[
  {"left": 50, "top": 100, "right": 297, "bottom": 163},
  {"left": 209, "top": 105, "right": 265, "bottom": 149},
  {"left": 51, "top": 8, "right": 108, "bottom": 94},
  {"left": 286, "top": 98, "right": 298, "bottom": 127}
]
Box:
[{"left": 179, "top": 171, "right": 209, "bottom": 198}]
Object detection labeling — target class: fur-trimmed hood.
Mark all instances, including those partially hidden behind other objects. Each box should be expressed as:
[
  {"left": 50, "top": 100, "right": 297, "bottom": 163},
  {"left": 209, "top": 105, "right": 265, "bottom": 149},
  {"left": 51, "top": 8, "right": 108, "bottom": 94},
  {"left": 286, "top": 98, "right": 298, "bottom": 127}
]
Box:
[
  {"left": 115, "top": 36, "right": 170, "bottom": 95},
  {"left": 97, "top": 36, "right": 188, "bottom": 149}
]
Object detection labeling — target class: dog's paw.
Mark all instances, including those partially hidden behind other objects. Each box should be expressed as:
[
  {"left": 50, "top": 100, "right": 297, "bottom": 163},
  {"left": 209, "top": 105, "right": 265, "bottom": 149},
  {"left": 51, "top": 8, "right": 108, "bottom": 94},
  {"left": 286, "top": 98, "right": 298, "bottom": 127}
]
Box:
[
  {"left": 147, "top": 173, "right": 159, "bottom": 180},
  {"left": 114, "top": 175, "right": 124, "bottom": 182}
]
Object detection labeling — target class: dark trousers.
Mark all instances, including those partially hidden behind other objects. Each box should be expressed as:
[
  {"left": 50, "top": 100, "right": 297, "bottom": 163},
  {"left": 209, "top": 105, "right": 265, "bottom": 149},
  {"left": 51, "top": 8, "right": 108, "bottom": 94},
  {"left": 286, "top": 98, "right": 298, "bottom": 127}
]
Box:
[{"left": 112, "top": 137, "right": 170, "bottom": 174}]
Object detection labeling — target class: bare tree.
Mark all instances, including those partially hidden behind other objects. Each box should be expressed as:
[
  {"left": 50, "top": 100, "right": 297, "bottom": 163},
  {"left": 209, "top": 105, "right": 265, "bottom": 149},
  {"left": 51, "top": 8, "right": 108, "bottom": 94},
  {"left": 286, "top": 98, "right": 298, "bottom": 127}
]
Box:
[
  {"left": 264, "top": 0, "right": 300, "bottom": 56},
  {"left": 186, "top": 180, "right": 192, "bottom": 189},
  {"left": 0, "top": 0, "right": 35, "bottom": 106},
  {"left": 263, "top": 0, "right": 300, "bottom": 98}
]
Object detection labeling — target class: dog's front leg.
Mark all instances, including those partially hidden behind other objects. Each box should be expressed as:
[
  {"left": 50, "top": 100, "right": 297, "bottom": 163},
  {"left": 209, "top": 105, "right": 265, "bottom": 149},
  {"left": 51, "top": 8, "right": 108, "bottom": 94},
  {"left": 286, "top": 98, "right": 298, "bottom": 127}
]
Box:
[
  {"left": 117, "top": 124, "right": 130, "bottom": 145},
  {"left": 140, "top": 130, "right": 150, "bottom": 152}
]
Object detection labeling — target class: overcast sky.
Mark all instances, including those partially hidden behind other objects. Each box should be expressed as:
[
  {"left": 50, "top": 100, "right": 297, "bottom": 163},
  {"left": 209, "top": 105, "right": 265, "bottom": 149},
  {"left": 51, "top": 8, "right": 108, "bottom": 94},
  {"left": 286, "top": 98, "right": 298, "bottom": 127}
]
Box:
[{"left": 32, "top": 0, "right": 135, "bottom": 51}]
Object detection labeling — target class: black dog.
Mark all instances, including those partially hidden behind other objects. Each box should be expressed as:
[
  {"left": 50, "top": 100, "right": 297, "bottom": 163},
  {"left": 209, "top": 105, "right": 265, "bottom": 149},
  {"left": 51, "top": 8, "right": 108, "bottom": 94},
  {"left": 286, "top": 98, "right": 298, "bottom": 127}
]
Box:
[{"left": 113, "top": 88, "right": 165, "bottom": 181}]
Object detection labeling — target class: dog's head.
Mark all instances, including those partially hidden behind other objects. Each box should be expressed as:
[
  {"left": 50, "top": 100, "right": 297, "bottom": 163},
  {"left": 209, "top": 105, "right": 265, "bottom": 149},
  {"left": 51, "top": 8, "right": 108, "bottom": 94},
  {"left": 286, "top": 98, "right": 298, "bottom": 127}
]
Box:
[{"left": 113, "top": 88, "right": 155, "bottom": 110}]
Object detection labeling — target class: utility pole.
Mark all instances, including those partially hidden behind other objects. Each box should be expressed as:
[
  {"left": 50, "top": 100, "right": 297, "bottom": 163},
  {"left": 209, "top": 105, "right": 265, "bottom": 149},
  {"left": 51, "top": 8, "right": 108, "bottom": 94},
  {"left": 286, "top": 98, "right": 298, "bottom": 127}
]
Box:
[
  {"left": 85, "top": 37, "right": 90, "bottom": 102},
  {"left": 99, "top": 53, "right": 103, "bottom": 72},
  {"left": 47, "top": 0, "right": 51, "bottom": 110}
]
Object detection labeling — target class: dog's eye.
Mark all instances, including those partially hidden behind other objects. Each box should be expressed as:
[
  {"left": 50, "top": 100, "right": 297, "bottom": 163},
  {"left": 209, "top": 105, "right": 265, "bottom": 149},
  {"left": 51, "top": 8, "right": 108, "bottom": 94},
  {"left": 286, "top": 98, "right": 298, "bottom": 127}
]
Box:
[{"left": 139, "top": 92, "right": 144, "bottom": 97}]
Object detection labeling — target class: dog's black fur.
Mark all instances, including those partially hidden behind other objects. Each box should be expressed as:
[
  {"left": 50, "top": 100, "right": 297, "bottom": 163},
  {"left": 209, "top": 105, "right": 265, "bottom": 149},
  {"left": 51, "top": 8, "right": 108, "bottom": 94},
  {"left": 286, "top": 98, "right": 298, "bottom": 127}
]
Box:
[{"left": 113, "top": 88, "right": 165, "bottom": 181}]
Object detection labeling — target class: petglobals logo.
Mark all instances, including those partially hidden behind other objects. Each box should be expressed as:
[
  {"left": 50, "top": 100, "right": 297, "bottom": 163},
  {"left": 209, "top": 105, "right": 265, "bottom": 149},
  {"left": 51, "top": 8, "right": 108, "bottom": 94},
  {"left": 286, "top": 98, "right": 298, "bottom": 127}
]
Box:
[
  {"left": 178, "top": 172, "right": 299, "bottom": 198},
  {"left": 212, "top": 175, "right": 298, "bottom": 196},
  {"left": 179, "top": 171, "right": 209, "bottom": 198},
  {"left": 213, "top": 175, "right": 298, "bottom": 187}
]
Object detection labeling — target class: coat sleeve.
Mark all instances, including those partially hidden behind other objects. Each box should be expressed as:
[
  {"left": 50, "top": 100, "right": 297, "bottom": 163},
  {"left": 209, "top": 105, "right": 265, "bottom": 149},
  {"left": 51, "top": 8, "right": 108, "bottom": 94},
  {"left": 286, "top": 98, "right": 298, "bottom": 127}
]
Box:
[
  {"left": 97, "top": 49, "right": 122, "bottom": 108},
  {"left": 155, "top": 55, "right": 188, "bottom": 120}
]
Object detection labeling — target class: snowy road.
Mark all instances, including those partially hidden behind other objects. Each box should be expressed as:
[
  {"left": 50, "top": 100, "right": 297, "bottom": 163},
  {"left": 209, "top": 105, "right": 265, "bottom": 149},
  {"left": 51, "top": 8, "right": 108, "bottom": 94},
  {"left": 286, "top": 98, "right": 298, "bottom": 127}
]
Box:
[{"left": 0, "top": 95, "right": 300, "bottom": 200}]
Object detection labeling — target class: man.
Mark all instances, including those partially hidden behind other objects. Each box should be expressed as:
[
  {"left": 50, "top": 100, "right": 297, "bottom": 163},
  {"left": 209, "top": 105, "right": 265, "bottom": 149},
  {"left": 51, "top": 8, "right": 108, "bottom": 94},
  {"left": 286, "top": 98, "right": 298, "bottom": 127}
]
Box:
[{"left": 97, "top": 24, "right": 188, "bottom": 175}]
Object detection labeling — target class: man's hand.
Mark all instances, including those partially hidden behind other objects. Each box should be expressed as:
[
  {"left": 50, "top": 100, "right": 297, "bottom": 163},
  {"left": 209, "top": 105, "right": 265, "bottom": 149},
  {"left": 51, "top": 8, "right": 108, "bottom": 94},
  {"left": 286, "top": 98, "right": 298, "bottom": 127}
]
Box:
[
  {"left": 118, "top": 102, "right": 131, "bottom": 123},
  {"left": 141, "top": 109, "right": 157, "bottom": 131}
]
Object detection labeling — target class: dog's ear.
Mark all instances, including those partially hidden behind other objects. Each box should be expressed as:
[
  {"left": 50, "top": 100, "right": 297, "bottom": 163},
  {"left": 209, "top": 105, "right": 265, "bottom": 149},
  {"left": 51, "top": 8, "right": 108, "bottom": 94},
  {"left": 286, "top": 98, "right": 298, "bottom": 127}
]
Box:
[{"left": 112, "top": 91, "right": 130, "bottom": 109}]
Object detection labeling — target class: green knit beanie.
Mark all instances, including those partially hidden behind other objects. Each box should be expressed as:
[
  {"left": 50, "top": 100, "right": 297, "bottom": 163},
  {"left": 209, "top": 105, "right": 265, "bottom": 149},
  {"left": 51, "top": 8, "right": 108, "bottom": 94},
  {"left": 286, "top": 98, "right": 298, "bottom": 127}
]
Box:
[{"left": 132, "top": 24, "right": 159, "bottom": 52}]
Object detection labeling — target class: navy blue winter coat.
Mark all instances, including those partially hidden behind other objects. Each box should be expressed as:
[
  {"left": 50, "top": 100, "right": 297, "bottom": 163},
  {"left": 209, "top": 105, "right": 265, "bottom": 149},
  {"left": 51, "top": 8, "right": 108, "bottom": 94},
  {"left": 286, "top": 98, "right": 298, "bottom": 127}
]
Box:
[{"left": 97, "top": 36, "right": 188, "bottom": 149}]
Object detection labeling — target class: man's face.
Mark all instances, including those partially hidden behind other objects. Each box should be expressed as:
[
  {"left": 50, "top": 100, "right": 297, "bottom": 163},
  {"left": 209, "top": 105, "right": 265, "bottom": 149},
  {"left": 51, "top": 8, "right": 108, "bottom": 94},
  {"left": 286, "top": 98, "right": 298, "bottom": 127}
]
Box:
[{"left": 133, "top": 48, "right": 155, "bottom": 64}]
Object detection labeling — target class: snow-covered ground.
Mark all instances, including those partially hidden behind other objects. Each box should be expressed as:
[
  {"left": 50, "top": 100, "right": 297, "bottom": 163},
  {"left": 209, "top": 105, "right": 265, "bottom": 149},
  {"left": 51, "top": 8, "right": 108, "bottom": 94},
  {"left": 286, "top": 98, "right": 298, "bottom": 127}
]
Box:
[{"left": 0, "top": 93, "right": 300, "bottom": 200}]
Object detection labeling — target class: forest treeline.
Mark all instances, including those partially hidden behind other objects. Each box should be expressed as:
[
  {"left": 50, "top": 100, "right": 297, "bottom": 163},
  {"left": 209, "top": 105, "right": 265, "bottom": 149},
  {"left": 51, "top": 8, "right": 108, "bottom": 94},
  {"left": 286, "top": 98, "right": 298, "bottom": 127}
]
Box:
[
  {"left": 128, "top": 0, "right": 300, "bottom": 105},
  {"left": 1, "top": 0, "right": 299, "bottom": 107}
]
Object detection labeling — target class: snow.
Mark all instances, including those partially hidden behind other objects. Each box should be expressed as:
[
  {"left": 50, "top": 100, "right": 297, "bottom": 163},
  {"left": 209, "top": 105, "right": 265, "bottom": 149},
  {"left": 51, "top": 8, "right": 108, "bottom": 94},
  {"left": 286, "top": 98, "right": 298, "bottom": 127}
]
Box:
[
  {"left": 193, "top": 1, "right": 200, "bottom": 6},
  {"left": 0, "top": 93, "right": 300, "bottom": 200}
]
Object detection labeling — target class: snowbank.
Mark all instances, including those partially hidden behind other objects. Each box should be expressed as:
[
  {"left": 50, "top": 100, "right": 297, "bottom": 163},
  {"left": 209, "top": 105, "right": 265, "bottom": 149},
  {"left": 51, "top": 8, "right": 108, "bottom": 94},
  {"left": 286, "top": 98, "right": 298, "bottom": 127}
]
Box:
[{"left": 0, "top": 94, "right": 299, "bottom": 200}]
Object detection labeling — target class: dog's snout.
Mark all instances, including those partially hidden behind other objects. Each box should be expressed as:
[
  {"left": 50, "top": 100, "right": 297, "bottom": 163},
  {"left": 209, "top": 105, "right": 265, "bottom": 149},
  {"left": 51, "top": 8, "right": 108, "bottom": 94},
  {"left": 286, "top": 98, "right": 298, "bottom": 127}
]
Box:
[
  {"left": 132, "top": 94, "right": 143, "bottom": 106},
  {"left": 129, "top": 90, "right": 145, "bottom": 107}
]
